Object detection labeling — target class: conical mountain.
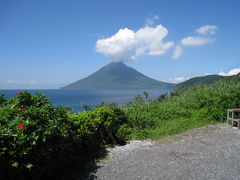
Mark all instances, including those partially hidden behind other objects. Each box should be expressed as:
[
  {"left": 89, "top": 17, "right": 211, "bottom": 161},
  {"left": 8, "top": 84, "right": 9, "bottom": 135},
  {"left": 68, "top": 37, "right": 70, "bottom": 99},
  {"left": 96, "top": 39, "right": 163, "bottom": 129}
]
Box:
[{"left": 61, "top": 62, "right": 175, "bottom": 89}]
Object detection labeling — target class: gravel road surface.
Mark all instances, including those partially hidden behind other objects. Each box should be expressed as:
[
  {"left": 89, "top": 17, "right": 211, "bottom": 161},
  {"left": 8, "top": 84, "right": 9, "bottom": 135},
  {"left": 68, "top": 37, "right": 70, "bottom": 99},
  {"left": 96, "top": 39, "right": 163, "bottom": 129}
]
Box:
[{"left": 94, "top": 124, "right": 240, "bottom": 180}]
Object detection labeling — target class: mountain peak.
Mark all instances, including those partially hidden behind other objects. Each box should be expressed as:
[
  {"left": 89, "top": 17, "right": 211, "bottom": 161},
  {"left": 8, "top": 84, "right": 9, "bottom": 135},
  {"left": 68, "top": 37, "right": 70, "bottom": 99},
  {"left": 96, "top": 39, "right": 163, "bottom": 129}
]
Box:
[
  {"left": 61, "top": 62, "right": 175, "bottom": 89},
  {"left": 109, "top": 61, "right": 125, "bottom": 65},
  {"left": 104, "top": 61, "right": 126, "bottom": 67}
]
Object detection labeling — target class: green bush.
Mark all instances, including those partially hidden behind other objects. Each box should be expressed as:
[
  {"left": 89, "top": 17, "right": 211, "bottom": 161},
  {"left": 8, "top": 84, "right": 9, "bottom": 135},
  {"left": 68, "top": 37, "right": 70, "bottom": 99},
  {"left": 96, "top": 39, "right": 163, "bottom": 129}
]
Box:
[
  {"left": 0, "top": 92, "right": 130, "bottom": 179},
  {"left": 0, "top": 94, "right": 6, "bottom": 105},
  {"left": 116, "top": 124, "right": 132, "bottom": 142},
  {"left": 0, "top": 91, "right": 82, "bottom": 179},
  {"left": 68, "top": 105, "right": 128, "bottom": 145}
]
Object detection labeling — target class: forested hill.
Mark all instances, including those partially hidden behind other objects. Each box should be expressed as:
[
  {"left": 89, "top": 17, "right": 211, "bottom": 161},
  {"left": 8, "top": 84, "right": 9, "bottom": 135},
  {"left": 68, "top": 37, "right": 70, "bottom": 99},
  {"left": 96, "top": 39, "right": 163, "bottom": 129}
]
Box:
[{"left": 175, "top": 74, "right": 224, "bottom": 91}]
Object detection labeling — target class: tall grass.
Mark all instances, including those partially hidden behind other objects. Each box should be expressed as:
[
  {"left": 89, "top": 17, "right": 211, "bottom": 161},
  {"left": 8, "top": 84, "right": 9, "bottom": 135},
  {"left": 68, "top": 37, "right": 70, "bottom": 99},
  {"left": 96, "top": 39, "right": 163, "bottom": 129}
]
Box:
[{"left": 122, "top": 74, "right": 240, "bottom": 140}]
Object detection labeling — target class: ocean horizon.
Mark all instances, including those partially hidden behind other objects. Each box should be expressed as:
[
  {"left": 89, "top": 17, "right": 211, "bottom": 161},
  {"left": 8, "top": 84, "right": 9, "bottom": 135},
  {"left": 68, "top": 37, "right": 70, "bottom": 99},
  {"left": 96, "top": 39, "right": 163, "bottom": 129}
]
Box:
[{"left": 0, "top": 89, "right": 169, "bottom": 112}]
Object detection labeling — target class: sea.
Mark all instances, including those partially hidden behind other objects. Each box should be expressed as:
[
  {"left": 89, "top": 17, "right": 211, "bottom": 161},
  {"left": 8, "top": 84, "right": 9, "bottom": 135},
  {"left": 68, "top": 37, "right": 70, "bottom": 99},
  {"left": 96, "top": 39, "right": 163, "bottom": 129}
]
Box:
[{"left": 0, "top": 89, "right": 169, "bottom": 112}]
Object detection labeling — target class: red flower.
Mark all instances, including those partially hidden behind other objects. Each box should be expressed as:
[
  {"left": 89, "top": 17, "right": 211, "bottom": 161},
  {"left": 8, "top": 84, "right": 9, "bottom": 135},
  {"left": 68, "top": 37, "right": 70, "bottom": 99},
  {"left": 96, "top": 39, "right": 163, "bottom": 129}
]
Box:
[
  {"left": 17, "top": 91, "right": 23, "bottom": 95},
  {"left": 19, "top": 108, "right": 26, "bottom": 112},
  {"left": 18, "top": 123, "right": 24, "bottom": 130}
]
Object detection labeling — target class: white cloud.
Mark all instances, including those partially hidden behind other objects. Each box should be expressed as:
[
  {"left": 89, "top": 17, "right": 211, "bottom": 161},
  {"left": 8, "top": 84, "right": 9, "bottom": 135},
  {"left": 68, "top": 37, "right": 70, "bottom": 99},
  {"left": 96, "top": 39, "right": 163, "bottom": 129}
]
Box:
[
  {"left": 168, "top": 77, "right": 189, "bottom": 83},
  {"left": 6, "top": 80, "right": 14, "bottom": 84},
  {"left": 5, "top": 80, "right": 37, "bottom": 85},
  {"left": 181, "top": 36, "right": 214, "bottom": 46},
  {"left": 145, "top": 15, "right": 160, "bottom": 26},
  {"left": 29, "top": 80, "right": 37, "bottom": 85},
  {"left": 196, "top": 25, "right": 218, "bottom": 35},
  {"left": 95, "top": 24, "right": 174, "bottom": 61},
  {"left": 218, "top": 68, "right": 240, "bottom": 76},
  {"left": 172, "top": 45, "right": 183, "bottom": 59}
]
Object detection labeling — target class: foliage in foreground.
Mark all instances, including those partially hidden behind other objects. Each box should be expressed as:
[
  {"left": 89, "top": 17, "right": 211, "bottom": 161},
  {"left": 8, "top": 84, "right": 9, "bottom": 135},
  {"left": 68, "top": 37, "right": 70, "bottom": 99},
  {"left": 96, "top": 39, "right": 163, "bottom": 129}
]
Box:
[
  {"left": 122, "top": 74, "right": 240, "bottom": 139},
  {"left": 0, "top": 92, "right": 126, "bottom": 179},
  {"left": 68, "top": 104, "right": 128, "bottom": 145}
]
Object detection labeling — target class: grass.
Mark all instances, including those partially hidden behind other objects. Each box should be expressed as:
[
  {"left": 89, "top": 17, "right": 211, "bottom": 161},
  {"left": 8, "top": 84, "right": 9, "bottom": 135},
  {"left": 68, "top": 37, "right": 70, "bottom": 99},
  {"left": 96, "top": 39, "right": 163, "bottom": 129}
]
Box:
[
  {"left": 145, "top": 118, "right": 218, "bottom": 140},
  {"left": 120, "top": 73, "right": 240, "bottom": 140}
]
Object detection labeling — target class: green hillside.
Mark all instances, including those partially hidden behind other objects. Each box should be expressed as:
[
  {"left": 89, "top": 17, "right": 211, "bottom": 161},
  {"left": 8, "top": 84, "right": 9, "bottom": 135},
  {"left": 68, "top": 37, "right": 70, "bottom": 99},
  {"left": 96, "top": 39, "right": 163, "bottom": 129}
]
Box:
[
  {"left": 121, "top": 73, "right": 240, "bottom": 139},
  {"left": 61, "top": 62, "right": 175, "bottom": 89},
  {"left": 175, "top": 74, "right": 225, "bottom": 91}
]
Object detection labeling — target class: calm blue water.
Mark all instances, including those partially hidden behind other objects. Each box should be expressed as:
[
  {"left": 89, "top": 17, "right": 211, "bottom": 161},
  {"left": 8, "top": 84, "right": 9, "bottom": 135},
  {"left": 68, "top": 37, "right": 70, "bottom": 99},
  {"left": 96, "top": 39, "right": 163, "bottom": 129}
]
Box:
[{"left": 0, "top": 89, "right": 169, "bottom": 112}]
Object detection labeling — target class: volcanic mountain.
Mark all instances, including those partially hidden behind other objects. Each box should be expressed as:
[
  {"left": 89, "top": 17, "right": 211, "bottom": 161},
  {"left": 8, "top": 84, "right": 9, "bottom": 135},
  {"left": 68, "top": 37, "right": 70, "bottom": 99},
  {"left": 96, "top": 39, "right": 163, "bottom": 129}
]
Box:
[{"left": 61, "top": 62, "right": 175, "bottom": 89}]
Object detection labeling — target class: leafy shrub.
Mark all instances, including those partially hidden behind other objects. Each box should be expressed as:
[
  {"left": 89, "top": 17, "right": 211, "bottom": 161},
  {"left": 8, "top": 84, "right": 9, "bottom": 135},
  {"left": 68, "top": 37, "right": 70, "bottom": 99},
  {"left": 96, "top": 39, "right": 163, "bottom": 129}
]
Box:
[
  {"left": 0, "top": 94, "right": 6, "bottom": 105},
  {"left": 0, "top": 92, "right": 130, "bottom": 179},
  {"left": 68, "top": 105, "right": 128, "bottom": 145},
  {"left": 126, "top": 93, "right": 147, "bottom": 106},
  {"left": 116, "top": 124, "right": 132, "bottom": 142},
  {"left": 0, "top": 91, "right": 82, "bottom": 179},
  {"left": 99, "top": 103, "right": 130, "bottom": 143}
]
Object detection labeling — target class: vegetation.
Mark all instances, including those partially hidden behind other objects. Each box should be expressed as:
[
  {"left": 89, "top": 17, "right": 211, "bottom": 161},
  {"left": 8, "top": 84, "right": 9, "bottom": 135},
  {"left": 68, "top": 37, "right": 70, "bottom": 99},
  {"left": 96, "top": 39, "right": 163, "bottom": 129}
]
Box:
[
  {"left": 68, "top": 105, "right": 128, "bottom": 145},
  {"left": 175, "top": 74, "right": 224, "bottom": 91},
  {"left": 0, "top": 73, "right": 239, "bottom": 179},
  {"left": 0, "top": 91, "right": 126, "bottom": 179},
  {"left": 121, "top": 73, "right": 240, "bottom": 140}
]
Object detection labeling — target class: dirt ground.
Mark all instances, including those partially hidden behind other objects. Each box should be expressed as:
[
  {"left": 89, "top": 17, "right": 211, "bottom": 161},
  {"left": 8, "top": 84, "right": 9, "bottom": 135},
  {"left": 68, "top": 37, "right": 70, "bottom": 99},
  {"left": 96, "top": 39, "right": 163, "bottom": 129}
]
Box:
[{"left": 94, "top": 123, "right": 240, "bottom": 180}]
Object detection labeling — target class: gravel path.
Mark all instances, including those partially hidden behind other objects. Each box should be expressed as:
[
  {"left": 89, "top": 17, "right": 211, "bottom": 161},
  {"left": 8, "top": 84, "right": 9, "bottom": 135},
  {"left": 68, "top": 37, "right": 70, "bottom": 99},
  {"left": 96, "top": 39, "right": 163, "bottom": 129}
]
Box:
[{"left": 94, "top": 124, "right": 240, "bottom": 180}]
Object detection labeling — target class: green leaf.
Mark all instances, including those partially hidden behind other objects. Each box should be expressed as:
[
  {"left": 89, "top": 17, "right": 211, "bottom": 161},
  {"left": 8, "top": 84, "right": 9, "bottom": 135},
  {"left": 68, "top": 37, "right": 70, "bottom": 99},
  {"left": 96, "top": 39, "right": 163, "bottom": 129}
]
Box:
[
  {"left": 12, "top": 162, "right": 19, "bottom": 168},
  {"left": 26, "top": 163, "right": 33, "bottom": 169}
]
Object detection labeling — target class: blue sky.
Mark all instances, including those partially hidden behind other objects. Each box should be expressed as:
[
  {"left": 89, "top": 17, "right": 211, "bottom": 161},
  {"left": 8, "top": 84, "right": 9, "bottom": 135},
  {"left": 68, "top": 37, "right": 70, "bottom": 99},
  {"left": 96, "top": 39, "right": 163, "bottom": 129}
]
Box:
[{"left": 0, "top": 0, "right": 240, "bottom": 89}]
